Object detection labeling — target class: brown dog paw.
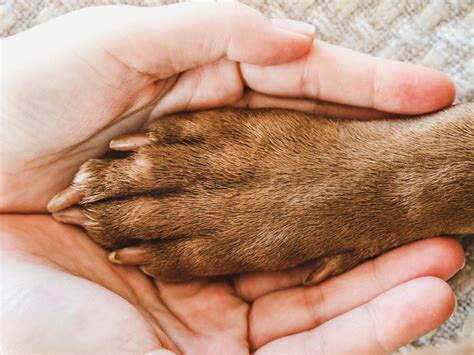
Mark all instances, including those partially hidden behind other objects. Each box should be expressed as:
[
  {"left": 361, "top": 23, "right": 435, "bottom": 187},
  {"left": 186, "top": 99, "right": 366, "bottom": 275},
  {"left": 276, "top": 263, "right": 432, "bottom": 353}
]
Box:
[
  {"left": 48, "top": 106, "right": 474, "bottom": 281},
  {"left": 47, "top": 109, "right": 333, "bottom": 281}
]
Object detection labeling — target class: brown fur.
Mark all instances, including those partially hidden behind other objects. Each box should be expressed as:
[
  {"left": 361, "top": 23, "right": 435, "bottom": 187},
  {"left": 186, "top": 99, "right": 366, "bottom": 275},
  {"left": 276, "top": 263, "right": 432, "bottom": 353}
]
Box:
[{"left": 71, "top": 103, "right": 473, "bottom": 282}]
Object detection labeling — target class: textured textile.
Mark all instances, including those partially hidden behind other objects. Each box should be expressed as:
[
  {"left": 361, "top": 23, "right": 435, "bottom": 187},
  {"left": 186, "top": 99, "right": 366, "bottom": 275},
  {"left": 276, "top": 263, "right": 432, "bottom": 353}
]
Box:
[{"left": 1, "top": 0, "right": 473, "bottom": 352}]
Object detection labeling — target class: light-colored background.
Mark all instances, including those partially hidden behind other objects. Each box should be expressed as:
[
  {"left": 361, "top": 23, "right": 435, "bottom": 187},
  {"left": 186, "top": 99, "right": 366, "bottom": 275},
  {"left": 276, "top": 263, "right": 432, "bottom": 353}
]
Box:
[{"left": 1, "top": 0, "right": 473, "bottom": 352}]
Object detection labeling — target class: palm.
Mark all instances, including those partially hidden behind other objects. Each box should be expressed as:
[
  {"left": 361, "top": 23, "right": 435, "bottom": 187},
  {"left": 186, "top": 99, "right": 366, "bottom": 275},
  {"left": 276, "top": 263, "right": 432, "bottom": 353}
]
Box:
[
  {"left": 1, "top": 215, "right": 248, "bottom": 353},
  {"left": 1, "top": 215, "right": 464, "bottom": 353}
]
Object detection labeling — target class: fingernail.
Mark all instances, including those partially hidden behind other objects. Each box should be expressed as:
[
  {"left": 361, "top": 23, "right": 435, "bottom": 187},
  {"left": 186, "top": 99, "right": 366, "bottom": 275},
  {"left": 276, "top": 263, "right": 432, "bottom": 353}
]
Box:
[
  {"left": 52, "top": 207, "right": 87, "bottom": 225},
  {"left": 109, "top": 134, "right": 151, "bottom": 151},
  {"left": 47, "top": 187, "right": 82, "bottom": 213},
  {"left": 271, "top": 18, "right": 315, "bottom": 37},
  {"left": 459, "top": 257, "right": 465, "bottom": 270}
]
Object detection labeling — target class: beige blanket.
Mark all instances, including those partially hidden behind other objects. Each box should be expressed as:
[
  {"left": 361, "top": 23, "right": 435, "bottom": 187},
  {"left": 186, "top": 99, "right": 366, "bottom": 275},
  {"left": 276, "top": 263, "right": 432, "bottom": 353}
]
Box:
[{"left": 1, "top": 0, "right": 472, "bottom": 352}]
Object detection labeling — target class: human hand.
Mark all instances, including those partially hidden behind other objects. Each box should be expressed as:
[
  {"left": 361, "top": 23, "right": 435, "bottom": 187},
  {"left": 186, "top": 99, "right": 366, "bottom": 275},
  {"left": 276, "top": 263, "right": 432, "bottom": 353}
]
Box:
[
  {"left": 0, "top": 3, "right": 461, "bottom": 353},
  {"left": 1, "top": 1, "right": 454, "bottom": 213},
  {"left": 1, "top": 215, "right": 463, "bottom": 353}
]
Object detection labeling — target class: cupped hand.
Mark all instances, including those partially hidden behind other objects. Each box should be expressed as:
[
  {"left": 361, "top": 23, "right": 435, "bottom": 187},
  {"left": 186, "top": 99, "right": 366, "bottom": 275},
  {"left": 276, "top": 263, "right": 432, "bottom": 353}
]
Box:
[
  {"left": 0, "top": 215, "right": 464, "bottom": 353},
  {"left": 1, "top": 1, "right": 454, "bottom": 212}
]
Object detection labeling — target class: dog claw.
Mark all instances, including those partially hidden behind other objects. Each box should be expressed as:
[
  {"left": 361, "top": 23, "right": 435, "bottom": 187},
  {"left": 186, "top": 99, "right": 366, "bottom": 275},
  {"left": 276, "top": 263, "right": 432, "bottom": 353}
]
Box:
[
  {"left": 108, "top": 247, "right": 147, "bottom": 265},
  {"left": 47, "top": 186, "right": 82, "bottom": 212},
  {"left": 108, "top": 251, "right": 122, "bottom": 264},
  {"left": 52, "top": 207, "right": 88, "bottom": 225},
  {"left": 109, "top": 134, "right": 151, "bottom": 151},
  {"left": 139, "top": 266, "right": 156, "bottom": 278}
]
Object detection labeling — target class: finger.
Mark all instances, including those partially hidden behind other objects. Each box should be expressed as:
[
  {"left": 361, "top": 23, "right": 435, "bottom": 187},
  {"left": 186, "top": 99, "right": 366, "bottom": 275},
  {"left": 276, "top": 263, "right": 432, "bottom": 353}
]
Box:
[
  {"left": 234, "top": 90, "right": 400, "bottom": 119},
  {"left": 151, "top": 58, "right": 244, "bottom": 117},
  {"left": 247, "top": 237, "right": 464, "bottom": 348},
  {"left": 256, "top": 277, "right": 456, "bottom": 354},
  {"left": 234, "top": 263, "right": 317, "bottom": 302},
  {"left": 236, "top": 237, "right": 463, "bottom": 301},
  {"left": 141, "top": 2, "right": 315, "bottom": 71},
  {"left": 44, "top": 2, "right": 314, "bottom": 78},
  {"left": 152, "top": 60, "right": 400, "bottom": 119},
  {"left": 241, "top": 40, "right": 455, "bottom": 114}
]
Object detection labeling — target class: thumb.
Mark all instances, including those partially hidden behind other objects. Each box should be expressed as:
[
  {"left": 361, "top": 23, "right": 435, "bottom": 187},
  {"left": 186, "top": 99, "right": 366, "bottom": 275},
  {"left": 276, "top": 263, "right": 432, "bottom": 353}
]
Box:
[
  {"left": 111, "top": 1, "right": 315, "bottom": 75},
  {"left": 13, "top": 1, "right": 314, "bottom": 78}
]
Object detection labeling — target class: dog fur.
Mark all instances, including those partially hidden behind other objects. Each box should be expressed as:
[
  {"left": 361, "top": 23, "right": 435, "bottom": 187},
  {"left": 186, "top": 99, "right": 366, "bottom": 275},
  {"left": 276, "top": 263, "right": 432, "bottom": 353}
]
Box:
[{"left": 63, "top": 103, "right": 474, "bottom": 283}]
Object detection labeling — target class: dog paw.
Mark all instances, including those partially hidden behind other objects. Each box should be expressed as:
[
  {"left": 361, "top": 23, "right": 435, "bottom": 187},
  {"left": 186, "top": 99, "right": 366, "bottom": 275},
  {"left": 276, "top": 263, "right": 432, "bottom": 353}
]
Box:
[
  {"left": 49, "top": 107, "right": 429, "bottom": 282},
  {"left": 48, "top": 109, "right": 331, "bottom": 281}
]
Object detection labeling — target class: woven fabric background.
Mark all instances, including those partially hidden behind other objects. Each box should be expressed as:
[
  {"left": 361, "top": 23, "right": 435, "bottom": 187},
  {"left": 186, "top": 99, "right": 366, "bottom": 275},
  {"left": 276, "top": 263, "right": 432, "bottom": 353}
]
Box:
[{"left": 1, "top": 0, "right": 473, "bottom": 352}]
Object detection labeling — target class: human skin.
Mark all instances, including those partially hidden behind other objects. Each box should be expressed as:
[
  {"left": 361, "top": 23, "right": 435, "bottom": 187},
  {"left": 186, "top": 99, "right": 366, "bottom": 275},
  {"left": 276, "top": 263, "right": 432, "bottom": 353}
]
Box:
[
  {"left": 0, "top": 3, "right": 454, "bottom": 213},
  {"left": 0, "top": 2, "right": 463, "bottom": 353},
  {"left": 0, "top": 216, "right": 463, "bottom": 353}
]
